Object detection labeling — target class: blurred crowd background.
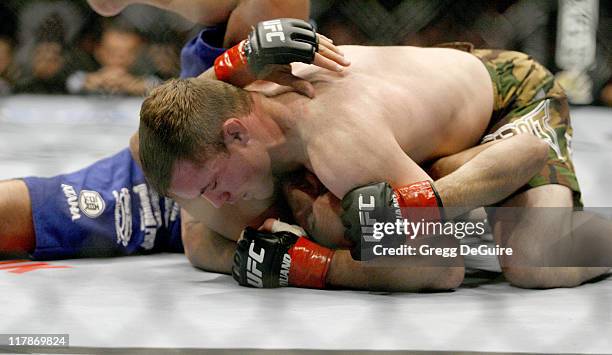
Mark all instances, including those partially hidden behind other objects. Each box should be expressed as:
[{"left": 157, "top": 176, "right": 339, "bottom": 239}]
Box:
[{"left": 0, "top": 0, "right": 610, "bottom": 106}]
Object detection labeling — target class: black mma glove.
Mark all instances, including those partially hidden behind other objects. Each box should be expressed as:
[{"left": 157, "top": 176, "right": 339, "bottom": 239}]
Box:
[
  {"left": 232, "top": 226, "right": 333, "bottom": 289},
  {"left": 341, "top": 181, "right": 443, "bottom": 261},
  {"left": 214, "top": 18, "right": 317, "bottom": 82}
]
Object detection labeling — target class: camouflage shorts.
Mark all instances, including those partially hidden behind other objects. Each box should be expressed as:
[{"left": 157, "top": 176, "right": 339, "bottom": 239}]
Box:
[
  {"left": 471, "top": 48, "right": 581, "bottom": 206},
  {"left": 434, "top": 42, "right": 582, "bottom": 207}
]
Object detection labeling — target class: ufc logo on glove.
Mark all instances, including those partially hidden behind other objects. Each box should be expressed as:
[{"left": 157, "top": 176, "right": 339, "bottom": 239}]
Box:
[
  {"left": 358, "top": 195, "right": 380, "bottom": 242},
  {"left": 262, "top": 19, "right": 286, "bottom": 42},
  {"left": 247, "top": 242, "right": 265, "bottom": 287}
]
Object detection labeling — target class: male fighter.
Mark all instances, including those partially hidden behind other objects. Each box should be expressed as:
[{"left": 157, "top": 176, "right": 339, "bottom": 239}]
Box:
[
  {"left": 0, "top": 12, "right": 347, "bottom": 259},
  {"left": 139, "top": 42, "right": 612, "bottom": 291},
  {"left": 0, "top": 17, "right": 549, "bottom": 292}
]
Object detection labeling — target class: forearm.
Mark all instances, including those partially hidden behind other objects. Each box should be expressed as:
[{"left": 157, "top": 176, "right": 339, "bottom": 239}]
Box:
[
  {"left": 435, "top": 134, "right": 549, "bottom": 218},
  {"left": 428, "top": 141, "right": 497, "bottom": 180},
  {"left": 326, "top": 249, "right": 464, "bottom": 291},
  {"left": 289, "top": 135, "right": 548, "bottom": 251},
  {"left": 181, "top": 210, "right": 235, "bottom": 274},
  {"left": 224, "top": 0, "right": 310, "bottom": 47}
]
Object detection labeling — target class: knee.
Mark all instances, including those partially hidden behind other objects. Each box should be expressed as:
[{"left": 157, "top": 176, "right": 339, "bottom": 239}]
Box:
[
  {"left": 500, "top": 247, "right": 554, "bottom": 288},
  {"left": 431, "top": 266, "right": 465, "bottom": 290},
  {"left": 503, "top": 267, "right": 545, "bottom": 288},
  {"left": 517, "top": 133, "right": 549, "bottom": 170},
  {"left": 502, "top": 267, "right": 582, "bottom": 289}
]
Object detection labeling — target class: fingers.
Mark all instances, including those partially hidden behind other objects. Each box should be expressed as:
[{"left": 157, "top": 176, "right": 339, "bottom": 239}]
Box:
[
  {"left": 318, "top": 33, "right": 333, "bottom": 44},
  {"left": 259, "top": 218, "right": 277, "bottom": 232},
  {"left": 317, "top": 46, "right": 350, "bottom": 69},
  {"left": 314, "top": 34, "right": 350, "bottom": 71},
  {"left": 313, "top": 53, "right": 347, "bottom": 73},
  {"left": 316, "top": 33, "right": 343, "bottom": 56}
]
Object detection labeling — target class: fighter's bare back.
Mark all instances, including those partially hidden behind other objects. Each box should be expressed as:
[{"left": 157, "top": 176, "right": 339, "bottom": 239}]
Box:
[
  {"left": 177, "top": 45, "right": 495, "bottom": 240},
  {"left": 264, "top": 45, "right": 494, "bottom": 197}
]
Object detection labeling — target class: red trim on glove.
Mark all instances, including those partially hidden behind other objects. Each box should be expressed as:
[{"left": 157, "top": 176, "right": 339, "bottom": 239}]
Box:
[
  {"left": 394, "top": 180, "right": 442, "bottom": 221},
  {"left": 214, "top": 40, "right": 256, "bottom": 85},
  {"left": 288, "top": 237, "right": 334, "bottom": 289}
]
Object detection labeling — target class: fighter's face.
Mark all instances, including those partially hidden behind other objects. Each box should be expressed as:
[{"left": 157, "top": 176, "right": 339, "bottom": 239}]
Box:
[{"left": 170, "top": 148, "right": 274, "bottom": 208}]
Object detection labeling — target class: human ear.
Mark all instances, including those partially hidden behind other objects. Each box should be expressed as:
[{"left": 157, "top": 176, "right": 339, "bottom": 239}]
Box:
[{"left": 222, "top": 118, "right": 250, "bottom": 146}]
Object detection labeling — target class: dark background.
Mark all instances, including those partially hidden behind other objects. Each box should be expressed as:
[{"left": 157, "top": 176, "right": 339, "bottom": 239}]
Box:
[{"left": 0, "top": 0, "right": 610, "bottom": 105}]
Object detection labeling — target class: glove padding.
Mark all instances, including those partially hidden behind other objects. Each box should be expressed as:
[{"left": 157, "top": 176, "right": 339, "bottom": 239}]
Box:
[
  {"left": 245, "top": 18, "right": 318, "bottom": 75},
  {"left": 341, "top": 182, "right": 404, "bottom": 261},
  {"left": 341, "top": 181, "right": 443, "bottom": 261},
  {"left": 233, "top": 227, "right": 297, "bottom": 288},
  {"left": 214, "top": 18, "right": 317, "bottom": 83},
  {"left": 233, "top": 226, "right": 334, "bottom": 289}
]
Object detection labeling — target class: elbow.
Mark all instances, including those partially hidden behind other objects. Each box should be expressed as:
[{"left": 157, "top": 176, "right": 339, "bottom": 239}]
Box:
[
  {"left": 428, "top": 158, "right": 450, "bottom": 180},
  {"left": 182, "top": 232, "right": 205, "bottom": 269},
  {"left": 181, "top": 221, "right": 210, "bottom": 270}
]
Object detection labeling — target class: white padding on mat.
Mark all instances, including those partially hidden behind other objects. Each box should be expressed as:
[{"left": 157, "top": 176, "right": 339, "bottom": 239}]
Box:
[
  {"left": 0, "top": 99, "right": 611, "bottom": 353},
  {"left": 0, "top": 254, "right": 610, "bottom": 353}
]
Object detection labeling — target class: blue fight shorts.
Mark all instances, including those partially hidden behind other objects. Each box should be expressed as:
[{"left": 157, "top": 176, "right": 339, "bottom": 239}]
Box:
[
  {"left": 180, "top": 25, "right": 227, "bottom": 78},
  {"left": 23, "top": 149, "right": 183, "bottom": 260}
]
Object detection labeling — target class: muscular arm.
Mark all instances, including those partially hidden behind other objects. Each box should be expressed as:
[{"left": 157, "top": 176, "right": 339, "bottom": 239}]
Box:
[
  {"left": 287, "top": 134, "right": 549, "bottom": 247},
  {"left": 432, "top": 134, "right": 549, "bottom": 218},
  {"left": 181, "top": 209, "right": 234, "bottom": 273},
  {"left": 325, "top": 249, "right": 464, "bottom": 291}
]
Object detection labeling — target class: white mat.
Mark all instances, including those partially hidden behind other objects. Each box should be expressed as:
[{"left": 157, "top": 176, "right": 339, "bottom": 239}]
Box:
[
  {"left": 0, "top": 254, "right": 610, "bottom": 353},
  {"left": 0, "top": 97, "right": 611, "bottom": 353}
]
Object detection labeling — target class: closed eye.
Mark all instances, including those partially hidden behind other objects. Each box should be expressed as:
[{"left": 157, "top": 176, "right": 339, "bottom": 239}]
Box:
[{"left": 200, "top": 179, "right": 218, "bottom": 196}]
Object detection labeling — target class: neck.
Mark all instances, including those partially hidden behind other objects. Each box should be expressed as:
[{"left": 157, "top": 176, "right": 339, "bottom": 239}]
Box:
[{"left": 249, "top": 93, "right": 307, "bottom": 174}]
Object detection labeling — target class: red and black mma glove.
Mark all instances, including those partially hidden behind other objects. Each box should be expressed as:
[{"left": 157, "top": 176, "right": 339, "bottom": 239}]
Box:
[
  {"left": 341, "top": 181, "right": 443, "bottom": 261},
  {"left": 214, "top": 18, "right": 318, "bottom": 86},
  {"left": 232, "top": 227, "right": 334, "bottom": 289}
]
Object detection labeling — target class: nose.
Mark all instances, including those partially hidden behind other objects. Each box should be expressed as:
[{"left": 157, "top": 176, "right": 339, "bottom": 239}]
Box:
[{"left": 201, "top": 191, "right": 230, "bottom": 208}]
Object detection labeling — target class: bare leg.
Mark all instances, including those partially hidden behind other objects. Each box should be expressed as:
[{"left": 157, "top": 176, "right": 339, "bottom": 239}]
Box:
[
  {"left": 0, "top": 180, "right": 35, "bottom": 258},
  {"left": 87, "top": 0, "right": 238, "bottom": 25},
  {"left": 87, "top": 0, "right": 134, "bottom": 17},
  {"left": 491, "top": 184, "right": 611, "bottom": 288}
]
